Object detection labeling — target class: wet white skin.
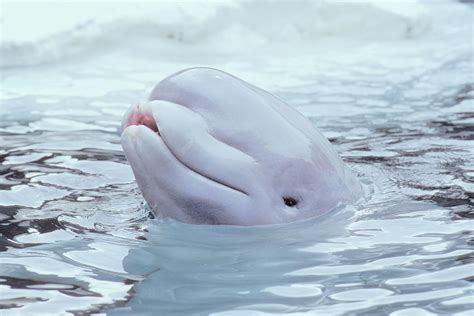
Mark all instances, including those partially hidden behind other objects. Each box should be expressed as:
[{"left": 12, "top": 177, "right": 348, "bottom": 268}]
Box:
[{"left": 121, "top": 68, "right": 363, "bottom": 225}]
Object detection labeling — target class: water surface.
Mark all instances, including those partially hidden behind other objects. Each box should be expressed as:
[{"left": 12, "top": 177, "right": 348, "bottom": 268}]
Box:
[{"left": 0, "top": 1, "right": 473, "bottom": 315}]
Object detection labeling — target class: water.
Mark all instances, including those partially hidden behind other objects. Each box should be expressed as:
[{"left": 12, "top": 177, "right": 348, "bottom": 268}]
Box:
[{"left": 1, "top": 1, "right": 473, "bottom": 315}]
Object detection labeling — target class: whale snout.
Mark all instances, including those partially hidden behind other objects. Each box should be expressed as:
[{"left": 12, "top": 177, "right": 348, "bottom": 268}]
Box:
[{"left": 122, "top": 103, "right": 159, "bottom": 134}]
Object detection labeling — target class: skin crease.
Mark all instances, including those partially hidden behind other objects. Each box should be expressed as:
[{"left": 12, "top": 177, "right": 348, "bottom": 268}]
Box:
[{"left": 121, "top": 68, "right": 363, "bottom": 225}]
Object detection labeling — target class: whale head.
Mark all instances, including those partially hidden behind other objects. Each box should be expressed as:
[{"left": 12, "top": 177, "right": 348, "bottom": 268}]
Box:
[{"left": 121, "top": 68, "right": 363, "bottom": 225}]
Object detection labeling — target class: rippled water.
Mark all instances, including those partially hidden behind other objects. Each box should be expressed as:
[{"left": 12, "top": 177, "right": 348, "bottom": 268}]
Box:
[{"left": 1, "top": 3, "right": 474, "bottom": 316}]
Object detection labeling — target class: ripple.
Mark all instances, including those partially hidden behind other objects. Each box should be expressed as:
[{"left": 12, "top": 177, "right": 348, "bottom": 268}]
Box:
[
  {"left": 64, "top": 242, "right": 130, "bottom": 273},
  {"left": 386, "top": 263, "right": 474, "bottom": 285},
  {"left": 288, "top": 249, "right": 472, "bottom": 276},
  {"left": 390, "top": 307, "right": 437, "bottom": 316},
  {"left": 330, "top": 288, "right": 393, "bottom": 302},
  {"left": 312, "top": 288, "right": 468, "bottom": 315},
  {"left": 0, "top": 184, "right": 69, "bottom": 208},
  {"left": 263, "top": 284, "right": 323, "bottom": 298}
]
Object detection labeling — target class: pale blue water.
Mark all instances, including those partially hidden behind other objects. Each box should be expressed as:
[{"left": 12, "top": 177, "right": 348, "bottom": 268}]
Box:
[{"left": 1, "top": 1, "right": 473, "bottom": 315}]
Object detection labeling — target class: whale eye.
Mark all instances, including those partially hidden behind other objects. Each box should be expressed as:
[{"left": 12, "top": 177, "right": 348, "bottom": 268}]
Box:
[{"left": 283, "top": 197, "right": 298, "bottom": 207}]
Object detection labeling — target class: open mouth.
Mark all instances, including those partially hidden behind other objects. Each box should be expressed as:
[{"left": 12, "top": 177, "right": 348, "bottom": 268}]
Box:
[{"left": 121, "top": 103, "right": 249, "bottom": 197}]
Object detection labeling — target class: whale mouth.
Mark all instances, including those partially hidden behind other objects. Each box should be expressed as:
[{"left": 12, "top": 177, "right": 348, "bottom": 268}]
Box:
[
  {"left": 122, "top": 103, "right": 159, "bottom": 134},
  {"left": 121, "top": 102, "right": 249, "bottom": 197}
]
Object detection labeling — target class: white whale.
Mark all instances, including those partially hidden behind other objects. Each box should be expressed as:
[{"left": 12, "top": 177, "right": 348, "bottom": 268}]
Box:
[{"left": 121, "top": 68, "right": 363, "bottom": 225}]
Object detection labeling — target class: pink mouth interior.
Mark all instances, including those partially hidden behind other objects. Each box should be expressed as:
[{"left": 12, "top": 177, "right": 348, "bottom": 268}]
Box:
[{"left": 124, "top": 105, "right": 159, "bottom": 134}]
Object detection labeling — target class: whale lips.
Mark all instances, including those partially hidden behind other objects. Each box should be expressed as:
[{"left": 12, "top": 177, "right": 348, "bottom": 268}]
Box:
[{"left": 122, "top": 103, "right": 159, "bottom": 134}]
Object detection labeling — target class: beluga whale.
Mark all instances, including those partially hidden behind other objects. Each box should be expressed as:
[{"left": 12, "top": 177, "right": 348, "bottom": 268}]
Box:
[{"left": 121, "top": 68, "right": 363, "bottom": 225}]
